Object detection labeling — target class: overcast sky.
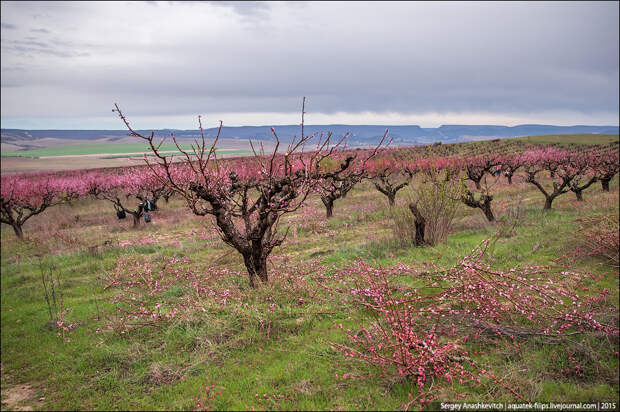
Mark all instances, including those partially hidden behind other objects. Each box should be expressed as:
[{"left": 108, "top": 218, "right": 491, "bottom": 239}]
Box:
[{"left": 1, "top": 1, "right": 618, "bottom": 129}]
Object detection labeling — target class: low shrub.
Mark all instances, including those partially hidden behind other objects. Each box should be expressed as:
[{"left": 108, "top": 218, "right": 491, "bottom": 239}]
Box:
[
  {"left": 389, "top": 177, "right": 461, "bottom": 246},
  {"left": 333, "top": 240, "right": 618, "bottom": 408},
  {"left": 574, "top": 214, "right": 619, "bottom": 267}
]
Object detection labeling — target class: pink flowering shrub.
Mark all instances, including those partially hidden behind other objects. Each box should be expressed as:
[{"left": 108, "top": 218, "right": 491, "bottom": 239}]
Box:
[
  {"left": 573, "top": 214, "right": 619, "bottom": 267},
  {"left": 56, "top": 316, "right": 78, "bottom": 343},
  {"left": 334, "top": 240, "right": 618, "bottom": 407}
]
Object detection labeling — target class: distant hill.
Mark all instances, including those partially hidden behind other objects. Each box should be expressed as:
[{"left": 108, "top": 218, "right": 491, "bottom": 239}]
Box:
[{"left": 2, "top": 124, "right": 618, "bottom": 148}]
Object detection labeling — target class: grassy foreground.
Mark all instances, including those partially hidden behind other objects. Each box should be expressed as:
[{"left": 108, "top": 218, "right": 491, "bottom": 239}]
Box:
[{"left": 1, "top": 152, "right": 619, "bottom": 410}]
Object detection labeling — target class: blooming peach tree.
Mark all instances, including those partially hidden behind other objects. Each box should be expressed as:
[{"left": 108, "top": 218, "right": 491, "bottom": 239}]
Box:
[
  {"left": 315, "top": 148, "right": 384, "bottom": 218},
  {"left": 83, "top": 168, "right": 160, "bottom": 227},
  {"left": 113, "top": 98, "right": 386, "bottom": 286},
  {"left": 1, "top": 173, "right": 83, "bottom": 240},
  {"left": 366, "top": 152, "right": 415, "bottom": 207},
  {"left": 523, "top": 148, "right": 579, "bottom": 210},
  {"left": 463, "top": 153, "right": 499, "bottom": 190},
  {"left": 591, "top": 149, "right": 619, "bottom": 192}
]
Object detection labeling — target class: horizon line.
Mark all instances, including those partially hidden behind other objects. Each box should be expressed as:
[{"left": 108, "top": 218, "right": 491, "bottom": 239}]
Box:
[{"left": 2, "top": 123, "right": 619, "bottom": 131}]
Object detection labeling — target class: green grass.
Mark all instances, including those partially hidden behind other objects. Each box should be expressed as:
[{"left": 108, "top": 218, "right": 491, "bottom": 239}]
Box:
[
  {"left": 510, "top": 133, "right": 619, "bottom": 146},
  {"left": 1, "top": 147, "right": 618, "bottom": 410},
  {"left": 1, "top": 143, "right": 252, "bottom": 158},
  {"left": 100, "top": 150, "right": 252, "bottom": 159}
]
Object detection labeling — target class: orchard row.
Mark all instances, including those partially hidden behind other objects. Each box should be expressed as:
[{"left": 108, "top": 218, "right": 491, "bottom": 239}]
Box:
[{"left": 2, "top": 140, "right": 617, "bottom": 242}]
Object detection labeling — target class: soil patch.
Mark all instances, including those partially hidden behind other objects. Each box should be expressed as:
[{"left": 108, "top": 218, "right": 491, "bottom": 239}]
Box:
[{"left": 1, "top": 383, "right": 42, "bottom": 411}]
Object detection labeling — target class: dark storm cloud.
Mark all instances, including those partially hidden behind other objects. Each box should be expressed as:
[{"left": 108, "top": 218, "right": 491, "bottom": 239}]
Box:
[{"left": 0, "top": 1, "right": 618, "bottom": 126}]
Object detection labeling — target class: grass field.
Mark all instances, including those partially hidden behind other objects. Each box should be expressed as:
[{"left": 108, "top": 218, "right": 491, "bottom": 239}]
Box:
[
  {"left": 100, "top": 150, "right": 252, "bottom": 159},
  {"left": 2, "top": 134, "right": 617, "bottom": 159},
  {"left": 1, "top": 143, "right": 253, "bottom": 158},
  {"left": 1, "top": 139, "right": 618, "bottom": 410},
  {"left": 510, "top": 134, "right": 619, "bottom": 146}
]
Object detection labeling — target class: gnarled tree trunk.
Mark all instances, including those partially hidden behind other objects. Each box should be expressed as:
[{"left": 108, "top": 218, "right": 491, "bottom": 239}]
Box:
[
  {"left": 526, "top": 172, "right": 570, "bottom": 211},
  {"left": 574, "top": 190, "right": 584, "bottom": 201},
  {"left": 242, "top": 252, "right": 269, "bottom": 288},
  {"left": 544, "top": 197, "right": 554, "bottom": 210},
  {"left": 570, "top": 176, "right": 597, "bottom": 201},
  {"left": 387, "top": 192, "right": 396, "bottom": 207},
  {"left": 481, "top": 197, "right": 495, "bottom": 222},
  {"left": 12, "top": 224, "right": 24, "bottom": 240},
  {"left": 131, "top": 212, "right": 141, "bottom": 227},
  {"left": 601, "top": 178, "right": 611, "bottom": 192},
  {"left": 461, "top": 189, "right": 495, "bottom": 222},
  {"left": 322, "top": 196, "right": 334, "bottom": 218},
  {"left": 408, "top": 202, "right": 426, "bottom": 246}
]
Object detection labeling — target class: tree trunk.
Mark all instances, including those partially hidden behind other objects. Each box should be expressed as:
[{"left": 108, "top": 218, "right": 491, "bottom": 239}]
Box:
[
  {"left": 482, "top": 202, "right": 495, "bottom": 222},
  {"left": 243, "top": 254, "right": 257, "bottom": 288},
  {"left": 543, "top": 196, "right": 553, "bottom": 210},
  {"left": 408, "top": 203, "right": 426, "bottom": 246},
  {"left": 132, "top": 213, "right": 141, "bottom": 227},
  {"left": 387, "top": 192, "right": 396, "bottom": 207},
  {"left": 325, "top": 203, "right": 333, "bottom": 218},
  {"left": 12, "top": 224, "right": 24, "bottom": 240},
  {"left": 474, "top": 180, "right": 481, "bottom": 190},
  {"left": 461, "top": 191, "right": 495, "bottom": 222},
  {"left": 243, "top": 253, "right": 269, "bottom": 288},
  {"left": 255, "top": 258, "right": 268, "bottom": 283},
  {"left": 374, "top": 181, "right": 399, "bottom": 207},
  {"left": 601, "top": 179, "right": 610, "bottom": 192},
  {"left": 574, "top": 190, "right": 584, "bottom": 201},
  {"left": 414, "top": 218, "right": 425, "bottom": 246},
  {"left": 322, "top": 196, "right": 334, "bottom": 218},
  {"left": 506, "top": 174, "right": 513, "bottom": 185}
]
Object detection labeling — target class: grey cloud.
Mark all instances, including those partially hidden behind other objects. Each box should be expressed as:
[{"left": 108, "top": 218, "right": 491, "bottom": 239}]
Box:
[
  {"left": 30, "top": 28, "right": 50, "bottom": 33},
  {"left": 1, "top": 37, "right": 89, "bottom": 58},
  {"left": 205, "top": 0, "right": 271, "bottom": 24},
  {"left": 1, "top": 23, "right": 17, "bottom": 29},
  {"left": 0, "top": 64, "right": 26, "bottom": 88},
  {"left": 2, "top": 45, "right": 74, "bottom": 58},
  {"left": 0, "top": 1, "right": 618, "bottom": 124},
  {"left": 165, "top": 0, "right": 271, "bottom": 17},
  {"left": 212, "top": 1, "right": 270, "bottom": 16},
  {"left": 6, "top": 39, "right": 50, "bottom": 48},
  {"left": 1, "top": 64, "right": 26, "bottom": 71},
  {"left": 2, "top": 33, "right": 94, "bottom": 60}
]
